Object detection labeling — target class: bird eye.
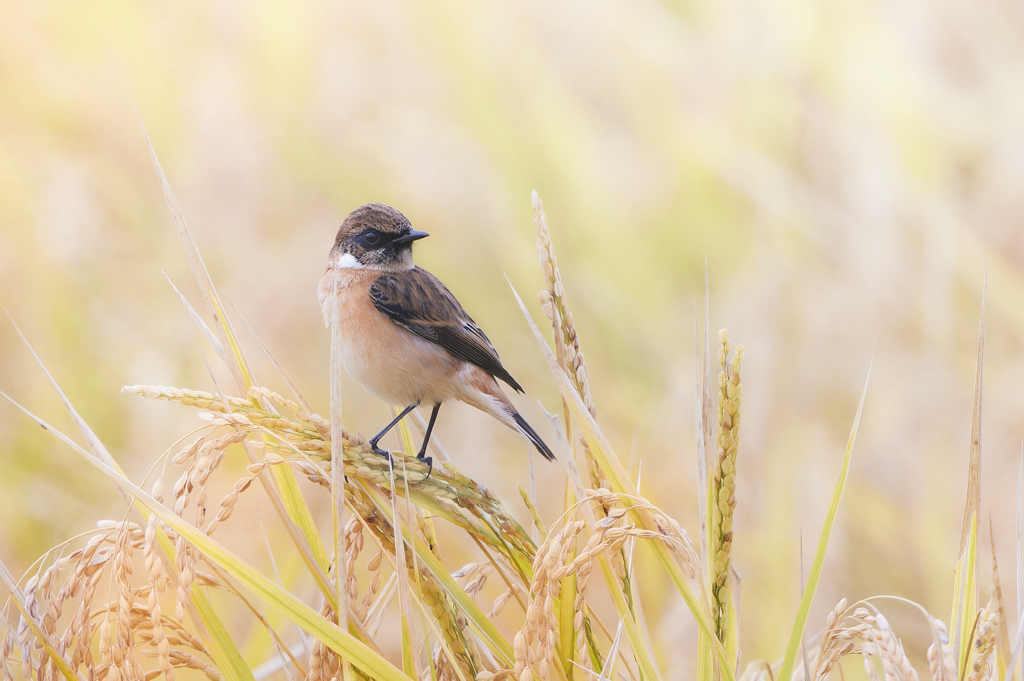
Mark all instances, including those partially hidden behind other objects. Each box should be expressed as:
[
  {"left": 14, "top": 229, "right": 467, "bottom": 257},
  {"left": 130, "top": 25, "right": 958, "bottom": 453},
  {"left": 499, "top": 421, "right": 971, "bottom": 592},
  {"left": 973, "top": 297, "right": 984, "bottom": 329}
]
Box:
[{"left": 363, "top": 231, "right": 380, "bottom": 245}]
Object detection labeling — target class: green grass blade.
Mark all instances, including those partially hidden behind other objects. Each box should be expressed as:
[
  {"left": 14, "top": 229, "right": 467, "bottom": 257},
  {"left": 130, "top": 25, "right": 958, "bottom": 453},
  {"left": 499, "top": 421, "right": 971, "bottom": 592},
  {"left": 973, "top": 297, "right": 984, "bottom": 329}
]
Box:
[
  {"left": 776, "top": 351, "right": 873, "bottom": 681},
  {"left": 952, "top": 277, "right": 986, "bottom": 671},
  {"left": 191, "top": 584, "right": 262, "bottom": 681},
  {"left": 158, "top": 497, "right": 406, "bottom": 680},
  {"left": 592, "top": 553, "right": 661, "bottom": 681},
  {"left": 951, "top": 517, "right": 980, "bottom": 675},
  {"left": 273, "top": 466, "right": 333, "bottom": 571},
  {"left": 697, "top": 634, "right": 714, "bottom": 681},
  {"left": 724, "top": 587, "right": 739, "bottom": 669}
]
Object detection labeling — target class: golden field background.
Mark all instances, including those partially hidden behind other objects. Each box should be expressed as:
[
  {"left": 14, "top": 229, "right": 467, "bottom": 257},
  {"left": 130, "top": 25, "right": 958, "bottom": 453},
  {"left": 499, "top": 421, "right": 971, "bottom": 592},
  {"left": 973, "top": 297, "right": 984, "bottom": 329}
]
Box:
[{"left": 2, "top": 0, "right": 1024, "bottom": 674}]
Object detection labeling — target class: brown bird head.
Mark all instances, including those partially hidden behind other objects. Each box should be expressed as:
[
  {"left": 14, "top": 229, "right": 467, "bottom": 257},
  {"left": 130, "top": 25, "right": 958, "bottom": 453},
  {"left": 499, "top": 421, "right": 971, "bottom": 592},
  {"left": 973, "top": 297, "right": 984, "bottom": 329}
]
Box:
[{"left": 329, "top": 203, "right": 429, "bottom": 271}]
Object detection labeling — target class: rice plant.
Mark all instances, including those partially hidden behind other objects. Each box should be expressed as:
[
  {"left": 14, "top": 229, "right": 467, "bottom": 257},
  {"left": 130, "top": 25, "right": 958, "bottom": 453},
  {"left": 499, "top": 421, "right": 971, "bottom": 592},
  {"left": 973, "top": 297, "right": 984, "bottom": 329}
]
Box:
[{"left": 0, "top": 138, "right": 1017, "bottom": 681}]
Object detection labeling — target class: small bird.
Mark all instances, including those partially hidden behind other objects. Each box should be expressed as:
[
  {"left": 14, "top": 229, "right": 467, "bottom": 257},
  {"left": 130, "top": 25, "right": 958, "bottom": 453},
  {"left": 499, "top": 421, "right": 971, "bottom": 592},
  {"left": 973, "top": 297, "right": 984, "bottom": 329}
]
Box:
[{"left": 318, "top": 203, "right": 555, "bottom": 471}]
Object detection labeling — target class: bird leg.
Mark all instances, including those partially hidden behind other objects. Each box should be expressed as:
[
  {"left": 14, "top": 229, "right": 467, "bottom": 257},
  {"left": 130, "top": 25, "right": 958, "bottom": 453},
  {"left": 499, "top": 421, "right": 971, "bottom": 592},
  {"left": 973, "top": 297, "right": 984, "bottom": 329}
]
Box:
[
  {"left": 368, "top": 402, "right": 420, "bottom": 457},
  {"left": 416, "top": 403, "right": 441, "bottom": 475}
]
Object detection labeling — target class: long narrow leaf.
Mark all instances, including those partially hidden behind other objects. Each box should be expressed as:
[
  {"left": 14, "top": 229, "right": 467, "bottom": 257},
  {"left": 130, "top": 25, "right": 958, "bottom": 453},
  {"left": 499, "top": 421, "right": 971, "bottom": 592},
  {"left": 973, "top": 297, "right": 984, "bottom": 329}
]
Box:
[
  {"left": 952, "top": 277, "right": 986, "bottom": 669},
  {"left": 191, "top": 581, "right": 266, "bottom": 680},
  {"left": 776, "top": 350, "right": 873, "bottom": 681},
  {"left": 164, "top": 273, "right": 227, "bottom": 364}
]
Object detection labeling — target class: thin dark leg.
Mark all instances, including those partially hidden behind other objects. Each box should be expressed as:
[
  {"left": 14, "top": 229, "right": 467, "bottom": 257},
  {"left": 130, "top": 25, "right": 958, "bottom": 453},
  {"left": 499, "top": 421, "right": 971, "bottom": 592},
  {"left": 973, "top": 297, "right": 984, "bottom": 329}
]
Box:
[
  {"left": 417, "top": 403, "right": 441, "bottom": 470},
  {"left": 369, "top": 402, "right": 419, "bottom": 456}
]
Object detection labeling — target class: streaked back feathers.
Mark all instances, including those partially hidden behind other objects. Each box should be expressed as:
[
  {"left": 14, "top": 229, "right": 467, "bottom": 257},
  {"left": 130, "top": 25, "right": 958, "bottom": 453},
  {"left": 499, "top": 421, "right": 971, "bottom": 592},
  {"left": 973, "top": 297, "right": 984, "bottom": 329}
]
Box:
[{"left": 370, "top": 267, "right": 525, "bottom": 393}]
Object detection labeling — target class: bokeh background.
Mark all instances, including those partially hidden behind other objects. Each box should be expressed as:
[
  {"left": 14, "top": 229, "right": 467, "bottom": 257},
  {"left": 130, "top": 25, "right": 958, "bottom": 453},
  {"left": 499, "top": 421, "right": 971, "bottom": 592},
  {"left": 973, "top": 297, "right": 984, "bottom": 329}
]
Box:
[{"left": 3, "top": 0, "right": 1024, "bottom": 676}]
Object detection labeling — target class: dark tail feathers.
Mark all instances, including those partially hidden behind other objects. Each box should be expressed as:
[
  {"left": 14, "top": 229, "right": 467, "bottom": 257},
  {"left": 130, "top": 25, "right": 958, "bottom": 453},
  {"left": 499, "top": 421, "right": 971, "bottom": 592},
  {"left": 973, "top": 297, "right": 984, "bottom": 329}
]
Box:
[{"left": 512, "top": 412, "right": 556, "bottom": 461}]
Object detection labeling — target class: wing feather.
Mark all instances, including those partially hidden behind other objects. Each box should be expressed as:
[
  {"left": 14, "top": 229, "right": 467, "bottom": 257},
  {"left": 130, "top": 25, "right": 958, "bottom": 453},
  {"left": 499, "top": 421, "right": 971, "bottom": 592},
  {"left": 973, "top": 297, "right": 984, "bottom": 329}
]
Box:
[{"left": 370, "top": 268, "right": 524, "bottom": 393}]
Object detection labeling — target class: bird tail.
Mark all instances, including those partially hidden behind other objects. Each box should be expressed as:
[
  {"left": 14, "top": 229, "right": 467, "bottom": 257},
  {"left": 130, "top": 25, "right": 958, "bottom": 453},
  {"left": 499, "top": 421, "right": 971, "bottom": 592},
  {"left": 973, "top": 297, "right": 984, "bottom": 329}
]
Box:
[
  {"left": 512, "top": 412, "right": 556, "bottom": 461},
  {"left": 460, "top": 365, "right": 556, "bottom": 461}
]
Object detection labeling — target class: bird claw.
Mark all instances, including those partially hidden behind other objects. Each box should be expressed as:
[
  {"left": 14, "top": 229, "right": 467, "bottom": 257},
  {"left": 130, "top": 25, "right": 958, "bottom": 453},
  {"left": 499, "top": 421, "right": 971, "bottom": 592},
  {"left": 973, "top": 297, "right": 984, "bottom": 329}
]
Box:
[
  {"left": 418, "top": 455, "right": 434, "bottom": 479},
  {"left": 371, "top": 443, "right": 431, "bottom": 479}
]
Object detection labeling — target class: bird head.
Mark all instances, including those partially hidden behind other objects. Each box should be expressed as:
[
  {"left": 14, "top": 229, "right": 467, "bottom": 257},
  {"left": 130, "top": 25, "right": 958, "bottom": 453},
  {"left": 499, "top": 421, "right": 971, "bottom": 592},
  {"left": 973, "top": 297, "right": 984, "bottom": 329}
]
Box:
[{"left": 329, "top": 203, "right": 429, "bottom": 271}]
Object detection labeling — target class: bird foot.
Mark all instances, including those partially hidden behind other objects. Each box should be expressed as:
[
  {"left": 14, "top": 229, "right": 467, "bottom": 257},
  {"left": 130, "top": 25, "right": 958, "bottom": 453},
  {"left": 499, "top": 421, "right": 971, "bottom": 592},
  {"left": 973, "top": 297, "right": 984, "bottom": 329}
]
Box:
[
  {"left": 417, "top": 454, "right": 434, "bottom": 479},
  {"left": 371, "top": 443, "right": 431, "bottom": 479}
]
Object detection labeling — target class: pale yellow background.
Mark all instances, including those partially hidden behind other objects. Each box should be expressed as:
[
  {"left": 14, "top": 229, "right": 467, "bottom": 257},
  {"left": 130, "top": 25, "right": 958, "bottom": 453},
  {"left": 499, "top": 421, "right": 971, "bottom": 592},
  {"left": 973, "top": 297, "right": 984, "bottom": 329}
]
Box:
[{"left": 1, "top": 0, "right": 1023, "bottom": 675}]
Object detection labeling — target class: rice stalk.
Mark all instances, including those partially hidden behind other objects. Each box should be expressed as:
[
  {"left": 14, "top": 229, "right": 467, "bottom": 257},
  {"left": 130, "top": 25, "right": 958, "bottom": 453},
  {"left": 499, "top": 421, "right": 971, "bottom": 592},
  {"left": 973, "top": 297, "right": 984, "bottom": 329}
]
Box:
[
  {"left": 534, "top": 190, "right": 647, "bottom": 678},
  {"left": 512, "top": 280, "right": 735, "bottom": 680}
]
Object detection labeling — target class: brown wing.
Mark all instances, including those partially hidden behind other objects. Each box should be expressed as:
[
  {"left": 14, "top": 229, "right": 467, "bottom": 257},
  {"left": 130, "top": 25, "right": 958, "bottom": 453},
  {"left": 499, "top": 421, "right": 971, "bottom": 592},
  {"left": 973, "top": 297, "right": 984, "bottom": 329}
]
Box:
[{"left": 370, "top": 267, "right": 524, "bottom": 393}]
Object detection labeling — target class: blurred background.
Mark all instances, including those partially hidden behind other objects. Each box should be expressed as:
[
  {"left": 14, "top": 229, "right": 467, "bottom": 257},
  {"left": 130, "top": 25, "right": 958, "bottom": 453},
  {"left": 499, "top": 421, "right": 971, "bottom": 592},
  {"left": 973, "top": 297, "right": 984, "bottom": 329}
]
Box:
[{"left": 2, "top": 0, "right": 1024, "bottom": 675}]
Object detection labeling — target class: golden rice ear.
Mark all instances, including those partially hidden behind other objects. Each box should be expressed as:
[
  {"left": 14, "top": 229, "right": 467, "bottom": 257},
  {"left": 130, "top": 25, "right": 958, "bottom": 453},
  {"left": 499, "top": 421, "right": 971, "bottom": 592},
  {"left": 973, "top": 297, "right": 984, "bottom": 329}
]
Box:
[
  {"left": 532, "top": 190, "right": 594, "bottom": 419},
  {"left": 532, "top": 191, "right": 612, "bottom": 515},
  {"left": 709, "top": 329, "right": 744, "bottom": 657}
]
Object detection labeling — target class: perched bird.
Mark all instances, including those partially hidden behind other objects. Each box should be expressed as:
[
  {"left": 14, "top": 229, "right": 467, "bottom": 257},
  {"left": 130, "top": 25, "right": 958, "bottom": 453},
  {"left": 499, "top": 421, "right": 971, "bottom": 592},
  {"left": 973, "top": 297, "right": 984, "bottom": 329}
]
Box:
[{"left": 318, "top": 203, "right": 555, "bottom": 471}]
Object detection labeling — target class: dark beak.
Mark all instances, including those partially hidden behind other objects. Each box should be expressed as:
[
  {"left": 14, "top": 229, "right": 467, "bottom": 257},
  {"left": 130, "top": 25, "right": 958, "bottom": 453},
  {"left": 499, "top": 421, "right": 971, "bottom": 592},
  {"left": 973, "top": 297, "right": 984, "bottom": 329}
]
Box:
[{"left": 392, "top": 230, "right": 429, "bottom": 246}]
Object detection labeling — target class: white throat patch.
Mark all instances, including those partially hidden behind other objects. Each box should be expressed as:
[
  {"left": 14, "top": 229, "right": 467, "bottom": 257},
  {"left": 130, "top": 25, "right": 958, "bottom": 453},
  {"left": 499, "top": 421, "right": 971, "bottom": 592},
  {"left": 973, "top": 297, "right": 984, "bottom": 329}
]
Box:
[{"left": 334, "top": 252, "right": 364, "bottom": 269}]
